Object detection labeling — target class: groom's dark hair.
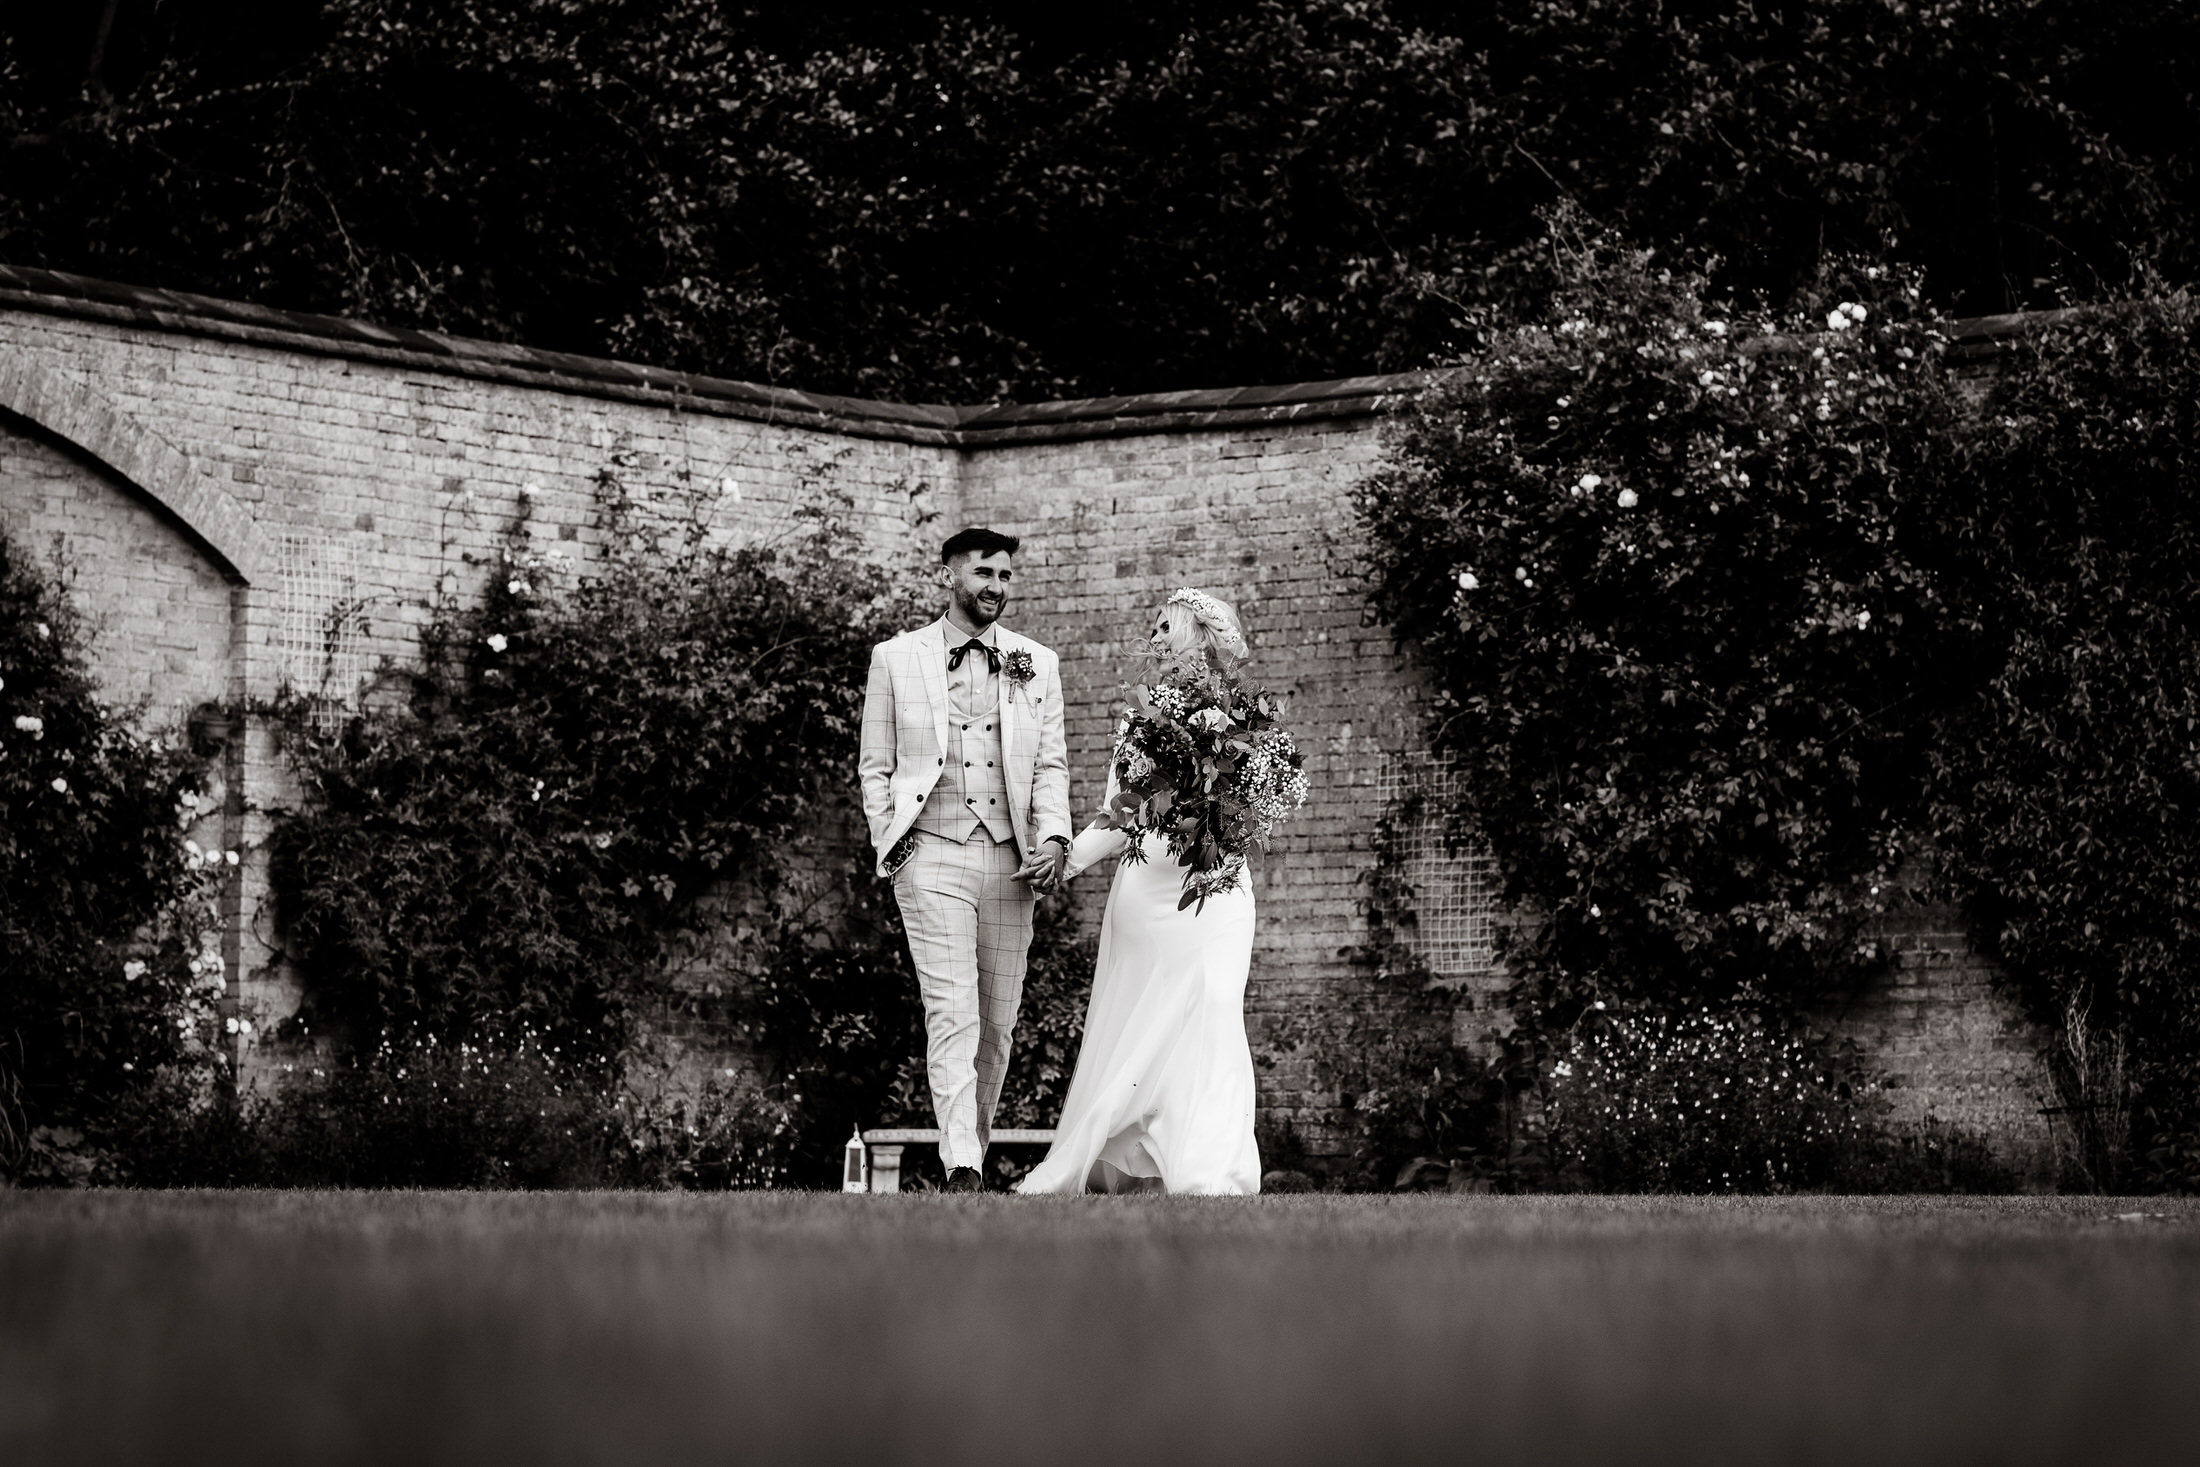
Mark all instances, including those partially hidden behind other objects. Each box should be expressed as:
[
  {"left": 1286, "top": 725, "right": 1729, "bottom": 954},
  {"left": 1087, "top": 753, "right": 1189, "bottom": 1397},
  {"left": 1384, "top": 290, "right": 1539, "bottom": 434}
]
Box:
[{"left": 940, "top": 526, "right": 1020, "bottom": 563}]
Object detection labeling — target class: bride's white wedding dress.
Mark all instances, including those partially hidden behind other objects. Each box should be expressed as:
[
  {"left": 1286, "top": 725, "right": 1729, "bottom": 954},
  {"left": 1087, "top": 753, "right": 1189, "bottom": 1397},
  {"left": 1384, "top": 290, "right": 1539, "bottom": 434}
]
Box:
[{"left": 1015, "top": 787, "right": 1262, "bottom": 1196}]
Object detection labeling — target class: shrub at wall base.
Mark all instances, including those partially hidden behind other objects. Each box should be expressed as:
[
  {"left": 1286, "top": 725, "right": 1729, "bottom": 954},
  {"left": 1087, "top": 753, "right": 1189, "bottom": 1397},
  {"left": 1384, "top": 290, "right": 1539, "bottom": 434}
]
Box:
[
  {"left": 260, "top": 473, "right": 940, "bottom": 1183},
  {"left": 0, "top": 527, "right": 233, "bottom": 1184},
  {"left": 1927, "top": 290, "right": 2200, "bottom": 1192}
]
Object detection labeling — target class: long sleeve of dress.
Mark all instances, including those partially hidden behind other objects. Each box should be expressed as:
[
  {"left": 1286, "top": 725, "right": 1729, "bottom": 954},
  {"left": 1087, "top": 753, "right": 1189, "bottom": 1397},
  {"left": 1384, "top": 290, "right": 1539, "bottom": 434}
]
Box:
[{"left": 1065, "top": 752, "right": 1131, "bottom": 879}]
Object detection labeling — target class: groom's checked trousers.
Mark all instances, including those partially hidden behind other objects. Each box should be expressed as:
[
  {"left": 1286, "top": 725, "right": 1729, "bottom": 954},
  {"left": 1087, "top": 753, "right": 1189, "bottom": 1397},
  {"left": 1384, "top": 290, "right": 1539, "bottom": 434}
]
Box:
[{"left": 893, "top": 832, "right": 1034, "bottom": 1171}]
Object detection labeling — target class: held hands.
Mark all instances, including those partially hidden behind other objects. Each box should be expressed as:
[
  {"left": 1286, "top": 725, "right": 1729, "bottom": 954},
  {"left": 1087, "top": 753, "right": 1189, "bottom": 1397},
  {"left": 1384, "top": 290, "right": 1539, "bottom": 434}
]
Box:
[{"left": 1012, "top": 837, "right": 1071, "bottom": 892}]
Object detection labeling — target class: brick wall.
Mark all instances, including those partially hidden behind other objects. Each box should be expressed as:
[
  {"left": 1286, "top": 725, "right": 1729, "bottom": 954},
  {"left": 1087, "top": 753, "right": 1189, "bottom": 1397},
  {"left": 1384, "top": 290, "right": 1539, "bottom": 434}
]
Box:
[
  {"left": 1, "top": 284, "right": 956, "bottom": 1092},
  {"left": 0, "top": 268, "right": 2061, "bottom": 1175},
  {"left": 1826, "top": 892, "right": 2058, "bottom": 1184},
  {"left": 0, "top": 413, "right": 235, "bottom": 718}
]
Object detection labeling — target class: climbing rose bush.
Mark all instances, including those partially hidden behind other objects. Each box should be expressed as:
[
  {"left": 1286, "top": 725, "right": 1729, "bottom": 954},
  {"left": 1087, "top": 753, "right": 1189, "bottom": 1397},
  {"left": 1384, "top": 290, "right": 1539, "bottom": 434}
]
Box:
[
  {"left": 1358, "top": 211, "right": 1974, "bottom": 1021},
  {"left": 0, "top": 527, "right": 233, "bottom": 1183}
]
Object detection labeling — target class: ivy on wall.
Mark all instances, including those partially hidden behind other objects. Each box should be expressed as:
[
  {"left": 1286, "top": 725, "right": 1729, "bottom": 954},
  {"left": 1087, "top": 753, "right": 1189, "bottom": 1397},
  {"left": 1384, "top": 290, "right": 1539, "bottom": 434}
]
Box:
[
  {"left": 1359, "top": 210, "right": 1971, "bottom": 1019},
  {"left": 1927, "top": 292, "right": 2200, "bottom": 1191},
  {"left": 0, "top": 526, "right": 232, "bottom": 1184},
  {"left": 1358, "top": 208, "right": 2200, "bottom": 1191}
]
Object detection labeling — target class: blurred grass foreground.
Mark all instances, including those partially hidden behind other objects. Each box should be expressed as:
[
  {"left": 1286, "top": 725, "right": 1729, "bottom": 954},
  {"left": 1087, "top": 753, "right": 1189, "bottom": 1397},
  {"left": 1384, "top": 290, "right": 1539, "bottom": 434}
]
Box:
[{"left": 3, "top": 1192, "right": 2197, "bottom": 1465}]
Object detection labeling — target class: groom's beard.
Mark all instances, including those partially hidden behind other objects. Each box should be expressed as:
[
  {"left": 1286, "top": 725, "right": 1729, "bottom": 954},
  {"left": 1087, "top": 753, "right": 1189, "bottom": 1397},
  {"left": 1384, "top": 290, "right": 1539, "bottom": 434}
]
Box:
[{"left": 956, "top": 588, "right": 1007, "bottom": 627}]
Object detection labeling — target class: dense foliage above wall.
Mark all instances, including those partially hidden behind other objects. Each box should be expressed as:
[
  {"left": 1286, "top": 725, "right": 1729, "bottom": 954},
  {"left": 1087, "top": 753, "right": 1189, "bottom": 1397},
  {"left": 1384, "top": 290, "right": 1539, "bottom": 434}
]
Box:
[
  {"left": 0, "top": 526, "right": 229, "bottom": 1184},
  {"left": 1360, "top": 210, "right": 2200, "bottom": 1190},
  {"left": 3, "top": 0, "right": 2193, "bottom": 400}
]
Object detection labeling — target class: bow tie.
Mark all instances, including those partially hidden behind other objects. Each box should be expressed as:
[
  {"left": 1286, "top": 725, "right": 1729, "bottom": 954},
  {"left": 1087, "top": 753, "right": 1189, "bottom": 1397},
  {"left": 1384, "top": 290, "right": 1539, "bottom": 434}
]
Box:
[{"left": 948, "top": 638, "right": 1000, "bottom": 674}]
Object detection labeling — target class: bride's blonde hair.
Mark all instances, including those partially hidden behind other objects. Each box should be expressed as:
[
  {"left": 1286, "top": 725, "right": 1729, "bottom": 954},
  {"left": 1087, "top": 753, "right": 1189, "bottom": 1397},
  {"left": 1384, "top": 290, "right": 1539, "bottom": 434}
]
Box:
[{"left": 1147, "top": 588, "right": 1251, "bottom": 676}]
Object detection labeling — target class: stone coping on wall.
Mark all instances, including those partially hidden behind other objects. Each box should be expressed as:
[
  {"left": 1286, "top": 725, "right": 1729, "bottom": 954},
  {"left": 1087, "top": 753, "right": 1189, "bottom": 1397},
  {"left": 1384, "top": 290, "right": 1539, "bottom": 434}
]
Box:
[{"left": 0, "top": 261, "right": 2061, "bottom": 447}]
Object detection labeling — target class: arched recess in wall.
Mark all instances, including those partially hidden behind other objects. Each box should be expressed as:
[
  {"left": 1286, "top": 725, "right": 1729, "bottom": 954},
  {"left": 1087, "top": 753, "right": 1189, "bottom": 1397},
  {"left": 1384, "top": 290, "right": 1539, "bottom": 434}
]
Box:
[{"left": 0, "top": 356, "right": 271, "bottom": 584}]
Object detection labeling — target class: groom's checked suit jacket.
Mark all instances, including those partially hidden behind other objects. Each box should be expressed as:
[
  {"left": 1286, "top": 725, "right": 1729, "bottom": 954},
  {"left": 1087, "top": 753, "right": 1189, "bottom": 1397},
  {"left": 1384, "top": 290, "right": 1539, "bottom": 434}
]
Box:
[{"left": 858, "top": 620, "right": 1073, "bottom": 876}]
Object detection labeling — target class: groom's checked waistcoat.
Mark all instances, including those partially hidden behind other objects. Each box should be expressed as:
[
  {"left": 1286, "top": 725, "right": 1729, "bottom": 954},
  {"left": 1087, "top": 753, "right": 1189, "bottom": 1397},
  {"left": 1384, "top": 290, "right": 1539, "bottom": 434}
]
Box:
[
  {"left": 915, "top": 696, "right": 1015, "bottom": 844},
  {"left": 858, "top": 618, "right": 1072, "bottom": 878}
]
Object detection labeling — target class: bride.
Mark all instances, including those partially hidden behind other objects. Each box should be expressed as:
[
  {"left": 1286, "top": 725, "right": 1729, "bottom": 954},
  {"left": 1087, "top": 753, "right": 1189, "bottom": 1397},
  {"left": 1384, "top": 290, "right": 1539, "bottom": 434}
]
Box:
[{"left": 1017, "top": 590, "right": 1266, "bottom": 1196}]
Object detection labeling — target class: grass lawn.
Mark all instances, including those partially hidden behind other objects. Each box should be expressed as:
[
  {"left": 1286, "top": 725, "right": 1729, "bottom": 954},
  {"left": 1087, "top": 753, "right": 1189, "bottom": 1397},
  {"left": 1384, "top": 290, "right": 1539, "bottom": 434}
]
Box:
[{"left": 2, "top": 1192, "right": 2196, "bottom": 1465}]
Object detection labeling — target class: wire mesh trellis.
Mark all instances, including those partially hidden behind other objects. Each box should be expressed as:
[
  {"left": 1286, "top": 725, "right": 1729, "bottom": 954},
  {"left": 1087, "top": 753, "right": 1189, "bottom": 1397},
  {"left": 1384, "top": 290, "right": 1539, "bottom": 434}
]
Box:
[
  {"left": 1378, "top": 751, "right": 1499, "bottom": 981},
  {"left": 277, "top": 533, "right": 369, "bottom": 731}
]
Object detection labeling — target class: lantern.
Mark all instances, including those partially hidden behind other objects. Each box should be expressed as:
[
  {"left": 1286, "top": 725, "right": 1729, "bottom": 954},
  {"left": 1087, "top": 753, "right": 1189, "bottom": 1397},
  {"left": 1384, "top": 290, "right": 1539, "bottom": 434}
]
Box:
[{"left": 842, "top": 1127, "right": 869, "bottom": 1193}]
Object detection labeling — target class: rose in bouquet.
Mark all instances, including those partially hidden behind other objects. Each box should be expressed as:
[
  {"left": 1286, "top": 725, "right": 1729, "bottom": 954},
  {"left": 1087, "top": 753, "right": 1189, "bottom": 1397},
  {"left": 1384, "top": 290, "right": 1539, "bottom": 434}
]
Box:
[{"left": 1098, "top": 658, "right": 1310, "bottom": 911}]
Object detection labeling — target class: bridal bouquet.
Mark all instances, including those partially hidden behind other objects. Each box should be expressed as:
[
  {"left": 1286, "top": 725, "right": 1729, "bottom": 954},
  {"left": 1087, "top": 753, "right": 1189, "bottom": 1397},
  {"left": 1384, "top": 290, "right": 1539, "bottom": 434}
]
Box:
[{"left": 1099, "top": 660, "right": 1310, "bottom": 911}]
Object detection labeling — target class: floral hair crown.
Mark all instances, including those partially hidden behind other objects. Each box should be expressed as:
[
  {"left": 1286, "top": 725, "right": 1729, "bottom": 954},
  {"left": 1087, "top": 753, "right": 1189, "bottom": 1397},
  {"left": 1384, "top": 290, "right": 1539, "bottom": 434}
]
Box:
[{"left": 1166, "top": 587, "right": 1248, "bottom": 655}]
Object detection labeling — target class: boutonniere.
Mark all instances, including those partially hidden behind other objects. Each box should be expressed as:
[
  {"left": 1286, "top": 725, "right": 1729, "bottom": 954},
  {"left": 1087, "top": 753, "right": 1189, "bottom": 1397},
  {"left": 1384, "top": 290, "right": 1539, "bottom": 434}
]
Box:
[{"left": 1003, "top": 650, "right": 1037, "bottom": 690}]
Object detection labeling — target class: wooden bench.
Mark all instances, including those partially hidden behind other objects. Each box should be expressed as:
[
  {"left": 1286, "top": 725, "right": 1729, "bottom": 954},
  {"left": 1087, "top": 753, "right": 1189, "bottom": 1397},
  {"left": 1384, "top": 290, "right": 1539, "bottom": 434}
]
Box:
[{"left": 858, "top": 1128, "right": 1056, "bottom": 1192}]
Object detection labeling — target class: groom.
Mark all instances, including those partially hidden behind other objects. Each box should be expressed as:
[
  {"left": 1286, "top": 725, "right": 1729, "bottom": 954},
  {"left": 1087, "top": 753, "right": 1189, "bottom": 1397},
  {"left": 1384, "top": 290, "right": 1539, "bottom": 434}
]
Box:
[{"left": 859, "top": 526, "right": 1072, "bottom": 1192}]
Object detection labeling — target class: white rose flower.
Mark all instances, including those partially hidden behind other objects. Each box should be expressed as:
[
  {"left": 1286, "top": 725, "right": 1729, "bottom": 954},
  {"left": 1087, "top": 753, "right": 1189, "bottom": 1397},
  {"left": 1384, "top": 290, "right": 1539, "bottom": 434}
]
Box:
[
  {"left": 1616, "top": 488, "right": 1639, "bottom": 508},
  {"left": 1855, "top": 609, "right": 1872, "bottom": 629},
  {"left": 225, "top": 1017, "right": 240, "bottom": 1035},
  {"left": 1456, "top": 571, "right": 1479, "bottom": 591},
  {"left": 226, "top": 850, "right": 241, "bottom": 866},
  {"left": 1703, "top": 321, "right": 1727, "bottom": 336},
  {"left": 508, "top": 580, "right": 527, "bottom": 596},
  {"left": 49, "top": 776, "right": 67, "bottom": 794},
  {"left": 122, "top": 960, "right": 147, "bottom": 981},
  {"left": 35, "top": 622, "right": 50, "bottom": 639},
  {"left": 486, "top": 634, "right": 509, "bottom": 653},
  {"left": 1828, "top": 309, "right": 1851, "bottom": 331}
]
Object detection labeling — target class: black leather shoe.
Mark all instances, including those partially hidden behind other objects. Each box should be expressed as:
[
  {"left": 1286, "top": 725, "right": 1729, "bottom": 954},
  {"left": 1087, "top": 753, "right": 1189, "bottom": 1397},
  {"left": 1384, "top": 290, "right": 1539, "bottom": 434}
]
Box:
[{"left": 945, "top": 1167, "right": 983, "bottom": 1194}]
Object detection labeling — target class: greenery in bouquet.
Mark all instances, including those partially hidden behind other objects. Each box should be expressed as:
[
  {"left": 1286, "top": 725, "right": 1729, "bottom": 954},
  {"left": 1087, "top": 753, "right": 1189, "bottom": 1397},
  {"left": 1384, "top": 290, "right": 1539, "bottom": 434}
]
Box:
[{"left": 1101, "top": 657, "right": 1309, "bottom": 912}]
